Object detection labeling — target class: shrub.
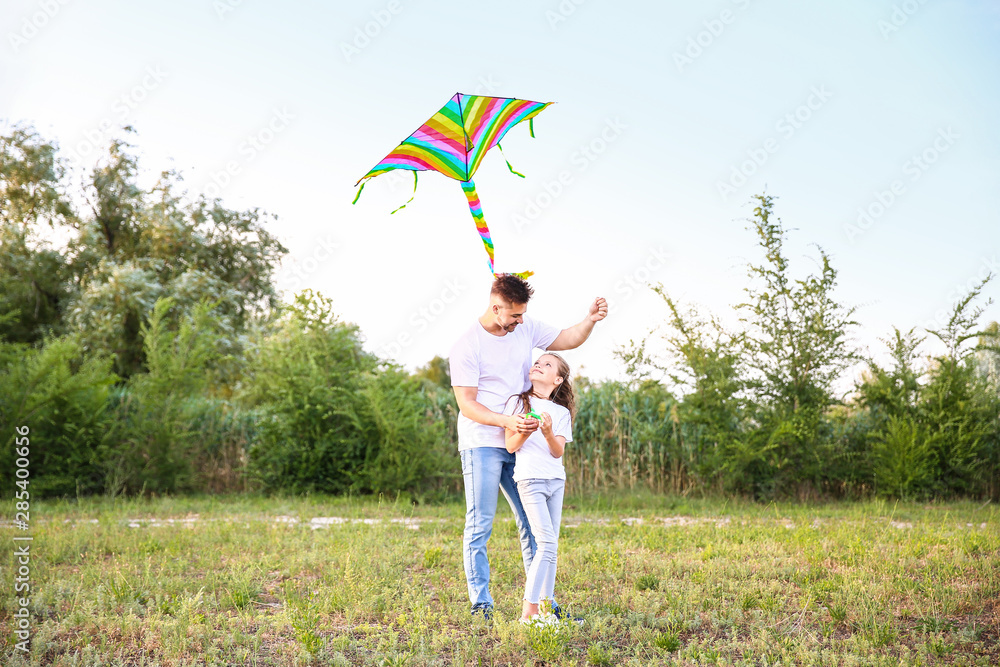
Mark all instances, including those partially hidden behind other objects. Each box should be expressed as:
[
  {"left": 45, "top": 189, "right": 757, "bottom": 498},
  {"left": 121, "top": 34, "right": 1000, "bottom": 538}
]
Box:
[
  {"left": 243, "top": 290, "right": 459, "bottom": 496},
  {"left": 242, "top": 291, "right": 377, "bottom": 494},
  {"left": 0, "top": 336, "right": 117, "bottom": 496},
  {"left": 355, "top": 369, "right": 458, "bottom": 497},
  {"left": 872, "top": 415, "right": 933, "bottom": 498}
]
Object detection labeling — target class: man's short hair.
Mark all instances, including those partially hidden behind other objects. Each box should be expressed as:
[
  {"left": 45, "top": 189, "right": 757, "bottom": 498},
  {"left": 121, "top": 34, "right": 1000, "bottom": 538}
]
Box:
[{"left": 491, "top": 274, "right": 534, "bottom": 305}]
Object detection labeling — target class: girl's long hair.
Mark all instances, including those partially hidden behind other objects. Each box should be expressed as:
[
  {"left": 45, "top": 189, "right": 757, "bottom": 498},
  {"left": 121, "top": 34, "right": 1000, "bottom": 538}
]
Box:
[{"left": 514, "top": 352, "right": 577, "bottom": 420}]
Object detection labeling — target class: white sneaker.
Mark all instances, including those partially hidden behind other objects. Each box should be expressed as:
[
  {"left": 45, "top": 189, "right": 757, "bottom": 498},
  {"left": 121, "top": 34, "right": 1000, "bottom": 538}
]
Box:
[{"left": 520, "top": 612, "right": 560, "bottom": 628}]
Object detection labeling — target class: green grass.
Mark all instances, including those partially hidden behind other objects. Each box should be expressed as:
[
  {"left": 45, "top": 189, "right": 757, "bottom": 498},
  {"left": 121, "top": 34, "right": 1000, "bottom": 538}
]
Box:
[{"left": 2, "top": 493, "right": 998, "bottom": 665}]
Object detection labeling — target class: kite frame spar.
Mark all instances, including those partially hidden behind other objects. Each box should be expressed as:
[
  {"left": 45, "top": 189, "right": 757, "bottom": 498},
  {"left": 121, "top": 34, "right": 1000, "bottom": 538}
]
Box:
[{"left": 353, "top": 92, "right": 553, "bottom": 276}]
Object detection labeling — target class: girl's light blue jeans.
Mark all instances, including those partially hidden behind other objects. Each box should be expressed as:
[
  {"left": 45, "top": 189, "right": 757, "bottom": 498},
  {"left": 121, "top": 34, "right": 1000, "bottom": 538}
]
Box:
[
  {"left": 517, "top": 477, "right": 565, "bottom": 605},
  {"left": 461, "top": 447, "right": 537, "bottom": 608}
]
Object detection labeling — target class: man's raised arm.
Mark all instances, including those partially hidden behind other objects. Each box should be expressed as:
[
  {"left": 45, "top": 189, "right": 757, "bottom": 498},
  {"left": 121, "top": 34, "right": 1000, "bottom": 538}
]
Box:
[{"left": 547, "top": 297, "right": 608, "bottom": 351}]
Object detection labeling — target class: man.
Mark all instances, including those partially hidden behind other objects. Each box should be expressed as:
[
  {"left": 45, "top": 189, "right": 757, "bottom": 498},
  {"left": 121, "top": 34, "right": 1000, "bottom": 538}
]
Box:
[{"left": 449, "top": 273, "right": 608, "bottom": 619}]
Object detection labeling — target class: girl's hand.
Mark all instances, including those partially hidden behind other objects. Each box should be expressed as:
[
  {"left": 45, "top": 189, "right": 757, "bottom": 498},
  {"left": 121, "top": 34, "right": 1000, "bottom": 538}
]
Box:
[{"left": 539, "top": 412, "right": 554, "bottom": 436}]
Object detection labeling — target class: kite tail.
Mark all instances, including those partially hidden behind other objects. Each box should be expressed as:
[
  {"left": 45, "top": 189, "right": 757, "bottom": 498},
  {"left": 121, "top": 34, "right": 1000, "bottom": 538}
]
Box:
[{"left": 461, "top": 180, "right": 494, "bottom": 275}]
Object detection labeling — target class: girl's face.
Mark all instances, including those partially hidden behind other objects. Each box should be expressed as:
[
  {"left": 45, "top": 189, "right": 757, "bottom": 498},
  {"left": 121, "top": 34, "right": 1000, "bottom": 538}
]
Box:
[{"left": 529, "top": 354, "right": 564, "bottom": 390}]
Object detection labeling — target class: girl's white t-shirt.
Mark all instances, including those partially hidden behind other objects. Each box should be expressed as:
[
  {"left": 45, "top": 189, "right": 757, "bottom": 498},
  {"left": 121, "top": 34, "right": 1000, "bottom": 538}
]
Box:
[
  {"left": 503, "top": 395, "right": 573, "bottom": 482},
  {"left": 449, "top": 316, "right": 561, "bottom": 450}
]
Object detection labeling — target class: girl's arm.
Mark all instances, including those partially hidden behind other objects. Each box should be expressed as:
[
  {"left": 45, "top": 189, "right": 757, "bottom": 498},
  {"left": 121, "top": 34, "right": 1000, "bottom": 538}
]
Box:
[
  {"left": 543, "top": 433, "right": 566, "bottom": 458},
  {"left": 506, "top": 425, "right": 531, "bottom": 453},
  {"left": 455, "top": 387, "right": 537, "bottom": 434},
  {"left": 539, "top": 413, "right": 566, "bottom": 457}
]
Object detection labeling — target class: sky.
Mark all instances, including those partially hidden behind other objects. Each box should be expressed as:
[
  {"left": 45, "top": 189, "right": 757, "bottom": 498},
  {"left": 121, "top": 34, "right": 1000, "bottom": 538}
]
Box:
[{"left": 2, "top": 0, "right": 998, "bottom": 388}]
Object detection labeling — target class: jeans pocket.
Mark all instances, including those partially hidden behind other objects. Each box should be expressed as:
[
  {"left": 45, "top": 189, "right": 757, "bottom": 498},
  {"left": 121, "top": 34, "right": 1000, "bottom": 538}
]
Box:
[{"left": 517, "top": 478, "right": 541, "bottom": 495}]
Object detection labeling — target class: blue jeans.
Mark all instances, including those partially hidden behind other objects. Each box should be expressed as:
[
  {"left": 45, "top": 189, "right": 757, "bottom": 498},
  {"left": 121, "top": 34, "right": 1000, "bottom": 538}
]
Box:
[
  {"left": 461, "top": 447, "right": 537, "bottom": 608},
  {"left": 517, "top": 478, "right": 565, "bottom": 605}
]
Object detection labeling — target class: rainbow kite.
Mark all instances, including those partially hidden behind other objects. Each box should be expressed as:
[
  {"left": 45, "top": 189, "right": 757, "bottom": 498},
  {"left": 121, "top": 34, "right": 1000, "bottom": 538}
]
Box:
[{"left": 353, "top": 93, "right": 552, "bottom": 276}]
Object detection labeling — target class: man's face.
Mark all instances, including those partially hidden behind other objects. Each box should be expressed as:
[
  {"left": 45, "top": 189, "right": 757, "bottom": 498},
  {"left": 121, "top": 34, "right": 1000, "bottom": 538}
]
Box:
[{"left": 494, "top": 301, "right": 527, "bottom": 333}]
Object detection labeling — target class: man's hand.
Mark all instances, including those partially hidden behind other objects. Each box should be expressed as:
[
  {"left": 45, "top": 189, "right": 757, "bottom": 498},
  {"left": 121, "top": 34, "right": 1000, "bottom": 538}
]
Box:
[
  {"left": 505, "top": 414, "right": 539, "bottom": 434},
  {"left": 589, "top": 297, "right": 608, "bottom": 322}
]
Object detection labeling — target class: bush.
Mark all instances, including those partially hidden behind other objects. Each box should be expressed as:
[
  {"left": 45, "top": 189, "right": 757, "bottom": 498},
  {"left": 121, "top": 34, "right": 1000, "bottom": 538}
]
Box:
[
  {"left": 0, "top": 336, "right": 117, "bottom": 496},
  {"left": 570, "top": 380, "right": 689, "bottom": 492},
  {"left": 872, "top": 416, "right": 934, "bottom": 498},
  {"left": 355, "top": 369, "right": 459, "bottom": 498},
  {"left": 242, "top": 291, "right": 377, "bottom": 494},
  {"left": 243, "top": 291, "right": 459, "bottom": 496},
  {"left": 102, "top": 297, "right": 234, "bottom": 495}
]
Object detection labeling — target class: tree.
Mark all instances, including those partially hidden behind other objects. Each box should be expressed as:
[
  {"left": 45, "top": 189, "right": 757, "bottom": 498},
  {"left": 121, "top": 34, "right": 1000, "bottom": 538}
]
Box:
[
  {"left": 738, "top": 194, "right": 859, "bottom": 413},
  {"left": 0, "top": 125, "right": 288, "bottom": 378},
  {"left": 856, "top": 327, "right": 925, "bottom": 421},
  {"left": 735, "top": 194, "right": 859, "bottom": 495},
  {"left": 242, "top": 290, "right": 380, "bottom": 493},
  {"left": 414, "top": 355, "right": 452, "bottom": 390},
  {"left": 617, "top": 286, "right": 744, "bottom": 490},
  {"left": 0, "top": 125, "right": 75, "bottom": 343},
  {"left": 976, "top": 321, "right": 1000, "bottom": 398},
  {"left": 920, "top": 276, "right": 1000, "bottom": 496}
]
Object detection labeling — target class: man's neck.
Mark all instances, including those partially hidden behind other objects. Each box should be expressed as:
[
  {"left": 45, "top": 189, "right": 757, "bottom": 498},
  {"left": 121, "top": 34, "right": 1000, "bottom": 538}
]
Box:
[{"left": 478, "top": 310, "right": 507, "bottom": 337}]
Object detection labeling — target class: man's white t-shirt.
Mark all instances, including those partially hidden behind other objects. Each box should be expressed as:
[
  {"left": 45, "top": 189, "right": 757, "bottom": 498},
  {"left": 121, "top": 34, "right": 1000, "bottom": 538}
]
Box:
[
  {"left": 502, "top": 396, "right": 572, "bottom": 482},
  {"left": 449, "top": 316, "right": 561, "bottom": 450}
]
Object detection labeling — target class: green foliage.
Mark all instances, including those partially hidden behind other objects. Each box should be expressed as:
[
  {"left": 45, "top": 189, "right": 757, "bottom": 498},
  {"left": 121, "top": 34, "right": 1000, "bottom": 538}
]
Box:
[
  {"left": 735, "top": 194, "right": 859, "bottom": 496},
  {"left": 739, "top": 195, "right": 859, "bottom": 411},
  {"left": 5, "top": 124, "right": 996, "bottom": 502},
  {"left": 1, "top": 126, "right": 287, "bottom": 379},
  {"left": 0, "top": 335, "right": 117, "bottom": 495},
  {"left": 618, "top": 287, "right": 743, "bottom": 492},
  {"left": 921, "top": 277, "right": 1000, "bottom": 497},
  {"left": 587, "top": 642, "right": 613, "bottom": 666},
  {"left": 653, "top": 630, "right": 681, "bottom": 652},
  {"left": 414, "top": 354, "right": 451, "bottom": 391},
  {"left": 872, "top": 416, "right": 934, "bottom": 498},
  {"left": 103, "top": 297, "right": 233, "bottom": 495},
  {"left": 242, "top": 290, "right": 377, "bottom": 494},
  {"left": 356, "top": 369, "right": 458, "bottom": 497},
  {"left": 243, "top": 291, "right": 458, "bottom": 497},
  {"left": 570, "top": 380, "right": 688, "bottom": 492},
  {"left": 0, "top": 127, "right": 75, "bottom": 343},
  {"left": 523, "top": 620, "right": 568, "bottom": 663},
  {"left": 610, "top": 194, "right": 997, "bottom": 500},
  {"left": 856, "top": 327, "right": 925, "bottom": 422},
  {"left": 858, "top": 276, "right": 1000, "bottom": 499},
  {"left": 422, "top": 547, "right": 443, "bottom": 569},
  {"left": 615, "top": 195, "right": 861, "bottom": 498}
]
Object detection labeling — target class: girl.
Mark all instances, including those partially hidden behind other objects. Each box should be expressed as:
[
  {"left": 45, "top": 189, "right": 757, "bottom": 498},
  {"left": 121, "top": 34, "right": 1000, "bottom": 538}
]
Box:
[{"left": 504, "top": 352, "right": 576, "bottom": 624}]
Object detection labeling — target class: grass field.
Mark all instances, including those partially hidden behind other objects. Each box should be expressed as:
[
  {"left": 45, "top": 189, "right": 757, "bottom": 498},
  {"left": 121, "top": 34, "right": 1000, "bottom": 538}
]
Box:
[{"left": 2, "top": 493, "right": 998, "bottom": 666}]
